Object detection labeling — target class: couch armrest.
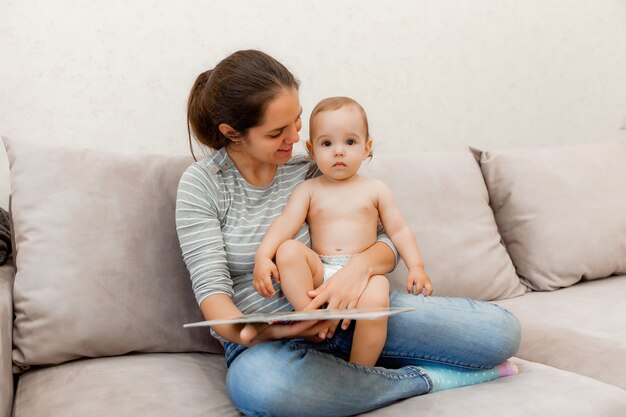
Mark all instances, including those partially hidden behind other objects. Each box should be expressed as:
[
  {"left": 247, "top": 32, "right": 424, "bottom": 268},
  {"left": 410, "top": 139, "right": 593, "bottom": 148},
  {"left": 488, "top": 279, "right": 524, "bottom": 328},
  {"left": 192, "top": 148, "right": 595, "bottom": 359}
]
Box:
[{"left": 0, "top": 257, "right": 15, "bottom": 417}]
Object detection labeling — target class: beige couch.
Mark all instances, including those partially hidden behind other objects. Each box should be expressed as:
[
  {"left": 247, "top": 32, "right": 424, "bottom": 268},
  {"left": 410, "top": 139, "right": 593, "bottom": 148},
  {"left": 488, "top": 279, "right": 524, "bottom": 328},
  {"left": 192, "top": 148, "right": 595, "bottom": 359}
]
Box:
[{"left": 1, "top": 136, "right": 626, "bottom": 417}]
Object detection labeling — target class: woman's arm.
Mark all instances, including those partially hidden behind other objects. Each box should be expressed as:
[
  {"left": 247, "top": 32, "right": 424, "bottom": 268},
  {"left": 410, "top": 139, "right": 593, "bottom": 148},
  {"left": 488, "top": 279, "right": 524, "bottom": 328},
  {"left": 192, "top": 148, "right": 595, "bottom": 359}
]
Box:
[
  {"left": 307, "top": 241, "right": 395, "bottom": 310},
  {"left": 305, "top": 240, "right": 395, "bottom": 337},
  {"left": 306, "top": 241, "right": 395, "bottom": 336}
]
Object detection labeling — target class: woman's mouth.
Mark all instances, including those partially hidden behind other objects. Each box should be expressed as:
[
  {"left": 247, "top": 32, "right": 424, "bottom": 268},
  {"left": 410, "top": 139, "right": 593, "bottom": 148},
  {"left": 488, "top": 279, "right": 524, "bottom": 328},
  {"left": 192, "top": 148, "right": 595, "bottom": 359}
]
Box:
[{"left": 277, "top": 147, "right": 292, "bottom": 155}]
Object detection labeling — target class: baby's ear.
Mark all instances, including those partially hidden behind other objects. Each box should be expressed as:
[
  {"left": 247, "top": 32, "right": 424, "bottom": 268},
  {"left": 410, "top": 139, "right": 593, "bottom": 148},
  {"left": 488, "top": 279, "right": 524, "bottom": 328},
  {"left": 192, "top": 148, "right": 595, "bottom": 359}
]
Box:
[
  {"left": 364, "top": 137, "right": 373, "bottom": 158},
  {"left": 305, "top": 140, "right": 315, "bottom": 158}
]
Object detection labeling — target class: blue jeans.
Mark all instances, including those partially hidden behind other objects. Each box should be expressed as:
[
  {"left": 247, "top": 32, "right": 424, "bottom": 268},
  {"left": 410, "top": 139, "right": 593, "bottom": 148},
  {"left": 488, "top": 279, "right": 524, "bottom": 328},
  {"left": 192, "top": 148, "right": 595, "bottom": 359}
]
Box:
[{"left": 225, "top": 292, "right": 521, "bottom": 417}]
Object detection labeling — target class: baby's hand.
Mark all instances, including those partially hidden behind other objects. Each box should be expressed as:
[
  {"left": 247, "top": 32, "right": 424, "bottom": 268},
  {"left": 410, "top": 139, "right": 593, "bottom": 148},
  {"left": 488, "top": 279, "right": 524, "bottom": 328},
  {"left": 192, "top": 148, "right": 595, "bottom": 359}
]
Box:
[
  {"left": 407, "top": 266, "right": 433, "bottom": 296},
  {"left": 253, "top": 257, "right": 280, "bottom": 298}
]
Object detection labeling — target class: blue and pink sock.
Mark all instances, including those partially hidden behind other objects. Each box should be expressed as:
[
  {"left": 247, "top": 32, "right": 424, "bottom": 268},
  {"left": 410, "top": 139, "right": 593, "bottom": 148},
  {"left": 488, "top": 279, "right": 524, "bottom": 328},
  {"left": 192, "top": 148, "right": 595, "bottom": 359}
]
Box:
[{"left": 420, "top": 360, "right": 518, "bottom": 392}]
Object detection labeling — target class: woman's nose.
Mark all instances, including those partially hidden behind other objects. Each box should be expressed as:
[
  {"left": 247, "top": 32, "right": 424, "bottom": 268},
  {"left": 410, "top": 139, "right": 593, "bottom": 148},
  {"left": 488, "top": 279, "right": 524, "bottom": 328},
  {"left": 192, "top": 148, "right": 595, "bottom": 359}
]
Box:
[{"left": 284, "top": 125, "right": 300, "bottom": 144}]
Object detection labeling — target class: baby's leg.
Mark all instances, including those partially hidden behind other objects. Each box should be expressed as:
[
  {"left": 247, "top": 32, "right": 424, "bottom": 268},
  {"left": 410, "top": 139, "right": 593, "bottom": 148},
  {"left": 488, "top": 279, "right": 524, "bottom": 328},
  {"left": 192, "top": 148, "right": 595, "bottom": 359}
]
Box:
[
  {"left": 275, "top": 240, "right": 324, "bottom": 310},
  {"left": 350, "top": 275, "right": 389, "bottom": 366}
]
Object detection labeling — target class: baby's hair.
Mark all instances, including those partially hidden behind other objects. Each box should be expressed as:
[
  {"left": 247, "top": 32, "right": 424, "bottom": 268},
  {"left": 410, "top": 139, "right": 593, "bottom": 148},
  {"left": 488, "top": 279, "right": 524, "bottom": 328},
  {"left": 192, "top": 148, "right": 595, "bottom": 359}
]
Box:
[
  {"left": 309, "top": 96, "right": 370, "bottom": 140},
  {"left": 309, "top": 96, "right": 372, "bottom": 157}
]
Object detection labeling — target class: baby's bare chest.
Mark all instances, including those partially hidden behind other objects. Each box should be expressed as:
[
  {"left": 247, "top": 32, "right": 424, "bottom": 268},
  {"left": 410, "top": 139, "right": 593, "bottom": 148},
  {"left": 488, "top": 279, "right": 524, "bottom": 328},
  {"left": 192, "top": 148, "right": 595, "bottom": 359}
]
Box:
[{"left": 308, "top": 189, "right": 378, "bottom": 222}]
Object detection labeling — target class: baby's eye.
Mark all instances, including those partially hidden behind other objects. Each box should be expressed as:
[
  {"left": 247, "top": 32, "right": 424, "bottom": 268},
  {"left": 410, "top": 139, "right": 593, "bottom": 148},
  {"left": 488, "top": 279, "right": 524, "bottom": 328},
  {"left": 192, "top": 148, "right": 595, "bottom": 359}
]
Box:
[
  {"left": 321, "top": 140, "right": 331, "bottom": 147},
  {"left": 346, "top": 139, "right": 357, "bottom": 145}
]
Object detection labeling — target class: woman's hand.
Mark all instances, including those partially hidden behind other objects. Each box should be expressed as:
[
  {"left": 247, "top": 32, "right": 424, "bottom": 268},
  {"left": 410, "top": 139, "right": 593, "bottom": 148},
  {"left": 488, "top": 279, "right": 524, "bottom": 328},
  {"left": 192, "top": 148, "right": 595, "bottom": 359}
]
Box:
[
  {"left": 407, "top": 266, "right": 433, "bottom": 296},
  {"left": 253, "top": 256, "right": 280, "bottom": 298},
  {"left": 239, "top": 319, "right": 332, "bottom": 346},
  {"left": 305, "top": 255, "right": 371, "bottom": 338}
]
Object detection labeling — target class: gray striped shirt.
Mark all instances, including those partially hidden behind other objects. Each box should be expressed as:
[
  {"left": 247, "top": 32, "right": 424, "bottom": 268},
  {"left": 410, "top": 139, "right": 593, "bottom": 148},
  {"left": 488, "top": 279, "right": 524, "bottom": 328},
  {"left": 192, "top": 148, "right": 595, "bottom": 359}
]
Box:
[{"left": 176, "top": 147, "right": 396, "bottom": 316}]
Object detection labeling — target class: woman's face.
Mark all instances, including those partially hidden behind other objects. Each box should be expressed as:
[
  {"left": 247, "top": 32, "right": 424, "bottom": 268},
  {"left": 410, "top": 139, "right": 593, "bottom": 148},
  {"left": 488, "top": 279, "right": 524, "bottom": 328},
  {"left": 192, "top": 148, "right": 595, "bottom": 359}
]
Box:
[{"left": 240, "top": 87, "right": 302, "bottom": 165}]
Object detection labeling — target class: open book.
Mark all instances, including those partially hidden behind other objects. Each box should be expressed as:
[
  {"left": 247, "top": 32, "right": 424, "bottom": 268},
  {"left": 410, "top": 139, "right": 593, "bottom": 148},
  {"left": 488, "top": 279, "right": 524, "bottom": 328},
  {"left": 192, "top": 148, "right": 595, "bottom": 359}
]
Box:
[{"left": 183, "top": 306, "right": 416, "bottom": 328}]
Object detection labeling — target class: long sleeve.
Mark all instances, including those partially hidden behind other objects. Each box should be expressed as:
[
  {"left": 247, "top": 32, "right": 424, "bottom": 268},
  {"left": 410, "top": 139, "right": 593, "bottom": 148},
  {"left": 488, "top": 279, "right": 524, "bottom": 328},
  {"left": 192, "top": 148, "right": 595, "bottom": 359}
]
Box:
[{"left": 176, "top": 164, "right": 233, "bottom": 305}]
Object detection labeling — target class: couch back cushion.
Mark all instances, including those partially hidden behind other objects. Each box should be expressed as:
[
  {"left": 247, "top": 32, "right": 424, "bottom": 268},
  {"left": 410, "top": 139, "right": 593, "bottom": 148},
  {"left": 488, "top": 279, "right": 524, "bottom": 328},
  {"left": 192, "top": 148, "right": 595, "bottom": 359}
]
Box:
[
  {"left": 361, "top": 152, "right": 527, "bottom": 300},
  {"left": 473, "top": 141, "right": 626, "bottom": 291},
  {"left": 4, "top": 137, "right": 222, "bottom": 368}
]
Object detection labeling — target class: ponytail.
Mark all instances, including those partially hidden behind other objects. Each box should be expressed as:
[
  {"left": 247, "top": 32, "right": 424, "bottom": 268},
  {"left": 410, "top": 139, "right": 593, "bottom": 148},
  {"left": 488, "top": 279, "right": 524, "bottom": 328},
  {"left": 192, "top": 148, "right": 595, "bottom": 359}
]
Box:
[{"left": 187, "top": 70, "right": 222, "bottom": 161}]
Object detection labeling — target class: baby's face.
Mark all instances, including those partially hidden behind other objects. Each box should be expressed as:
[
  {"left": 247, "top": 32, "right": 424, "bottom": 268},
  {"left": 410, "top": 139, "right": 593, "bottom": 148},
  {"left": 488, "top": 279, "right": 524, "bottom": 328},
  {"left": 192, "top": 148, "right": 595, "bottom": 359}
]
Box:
[{"left": 307, "top": 106, "right": 372, "bottom": 181}]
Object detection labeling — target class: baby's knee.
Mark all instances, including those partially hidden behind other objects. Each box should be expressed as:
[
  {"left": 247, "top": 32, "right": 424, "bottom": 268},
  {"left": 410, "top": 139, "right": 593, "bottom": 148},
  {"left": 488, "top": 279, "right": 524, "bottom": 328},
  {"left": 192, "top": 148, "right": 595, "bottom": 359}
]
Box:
[
  {"left": 358, "top": 275, "right": 390, "bottom": 308},
  {"left": 276, "top": 239, "right": 306, "bottom": 268},
  {"left": 276, "top": 239, "right": 306, "bottom": 267}
]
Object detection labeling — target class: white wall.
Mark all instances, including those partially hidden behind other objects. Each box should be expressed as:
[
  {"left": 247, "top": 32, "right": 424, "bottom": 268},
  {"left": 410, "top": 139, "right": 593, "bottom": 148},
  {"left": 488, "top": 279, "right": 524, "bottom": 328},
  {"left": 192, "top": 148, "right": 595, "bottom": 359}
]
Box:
[{"left": 2, "top": 0, "right": 626, "bottom": 208}]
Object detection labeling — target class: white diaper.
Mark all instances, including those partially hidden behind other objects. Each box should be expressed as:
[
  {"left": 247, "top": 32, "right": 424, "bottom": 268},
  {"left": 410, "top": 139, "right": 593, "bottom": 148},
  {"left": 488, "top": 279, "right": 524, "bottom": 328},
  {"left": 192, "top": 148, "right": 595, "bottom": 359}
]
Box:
[{"left": 320, "top": 254, "right": 355, "bottom": 282}]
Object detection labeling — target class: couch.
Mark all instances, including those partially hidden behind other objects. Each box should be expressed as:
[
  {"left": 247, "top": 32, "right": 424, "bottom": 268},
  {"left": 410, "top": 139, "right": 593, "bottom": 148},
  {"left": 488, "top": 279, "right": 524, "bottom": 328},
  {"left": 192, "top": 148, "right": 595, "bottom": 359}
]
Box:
[{"left": 1, "top": 136, "right": 626, "bottom": 417}]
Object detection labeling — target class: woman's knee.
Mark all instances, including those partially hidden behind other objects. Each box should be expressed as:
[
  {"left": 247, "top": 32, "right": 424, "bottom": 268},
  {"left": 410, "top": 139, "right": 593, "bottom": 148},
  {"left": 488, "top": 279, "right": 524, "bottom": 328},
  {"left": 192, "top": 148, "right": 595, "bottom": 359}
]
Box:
[
  {"left": 227, "top": 341, "right": 327, "bottom": 414},
  {"left": 480, "top": 303, "right": 522, "bottom": 363},
  {"left": 497, "top": 305, "right": 522, "bottom": 358},
  {"left": 226, "top": 342, "right": 291, "bottom": 414}
]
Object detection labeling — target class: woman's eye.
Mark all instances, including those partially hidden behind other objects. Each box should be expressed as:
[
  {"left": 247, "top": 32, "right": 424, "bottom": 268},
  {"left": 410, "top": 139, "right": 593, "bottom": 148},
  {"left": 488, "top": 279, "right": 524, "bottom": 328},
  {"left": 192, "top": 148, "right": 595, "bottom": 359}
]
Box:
[{"left": 269, "top": 132, "right": 282, "bottom": 139}]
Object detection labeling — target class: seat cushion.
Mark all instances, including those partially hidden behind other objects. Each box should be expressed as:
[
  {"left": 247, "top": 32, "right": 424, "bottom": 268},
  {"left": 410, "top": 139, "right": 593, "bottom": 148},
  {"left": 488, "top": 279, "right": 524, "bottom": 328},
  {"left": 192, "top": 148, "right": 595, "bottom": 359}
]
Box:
[
  {"left": 361, "top": 152, "right": 526, "bottom": 301},
  {"left": 12, "top": 354, "right": 626, "bottom": 417},
  {"left": 13, "top": 353, "right": 239, "bottom": 417},
  {"left": 496, "top": 275, "right": 626, "bottom": 390},
  {"left": 364, "top": 358, "right": 626, "bottom": 417}
]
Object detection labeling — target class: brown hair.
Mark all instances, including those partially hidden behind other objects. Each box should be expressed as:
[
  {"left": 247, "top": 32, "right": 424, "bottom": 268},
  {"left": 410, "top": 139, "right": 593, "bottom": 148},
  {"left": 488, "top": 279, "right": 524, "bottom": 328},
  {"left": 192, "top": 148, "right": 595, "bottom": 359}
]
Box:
[
  {"left": 187, "top": 50, "right": 299, "bottom": 160},
  {"left": 309, "top": 96, "right": 370, "bottom": 140}
]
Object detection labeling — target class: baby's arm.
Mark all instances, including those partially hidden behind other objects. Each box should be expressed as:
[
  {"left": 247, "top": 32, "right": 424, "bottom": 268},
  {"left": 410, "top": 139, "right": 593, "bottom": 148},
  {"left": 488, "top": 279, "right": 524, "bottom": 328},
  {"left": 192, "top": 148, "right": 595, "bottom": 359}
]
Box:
[
  {"left": 376, "top": 181, "right": 433, "bottom": 295},
  {"left": 253, "top": 181, "right": 312, "bottom": 297}
]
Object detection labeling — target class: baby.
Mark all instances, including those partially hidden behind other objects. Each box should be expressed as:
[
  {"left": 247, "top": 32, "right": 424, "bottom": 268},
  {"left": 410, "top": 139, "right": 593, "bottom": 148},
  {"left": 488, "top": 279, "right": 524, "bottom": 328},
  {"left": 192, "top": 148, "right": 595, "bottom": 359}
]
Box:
[{"left": 253, "top": 96, "right": 432, "bottom": 366}]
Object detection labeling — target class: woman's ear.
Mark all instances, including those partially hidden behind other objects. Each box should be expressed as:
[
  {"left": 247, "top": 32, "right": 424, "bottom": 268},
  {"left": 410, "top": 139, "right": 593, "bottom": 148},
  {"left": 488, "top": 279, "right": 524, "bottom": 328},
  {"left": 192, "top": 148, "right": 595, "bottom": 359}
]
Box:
[
  {"left": 218, "top": 123, "right": 243, "bottom": 141},
  {"left": 305, "top": 140, "right": 315, "bottom": 159}
]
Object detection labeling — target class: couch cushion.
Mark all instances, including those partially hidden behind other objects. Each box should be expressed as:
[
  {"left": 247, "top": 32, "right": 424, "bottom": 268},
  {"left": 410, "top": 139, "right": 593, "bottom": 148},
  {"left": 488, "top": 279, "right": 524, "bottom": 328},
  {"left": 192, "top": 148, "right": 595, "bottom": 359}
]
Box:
[
  {"left": 496, "top": 275, "right": 626, "bottom": 390},
  {"left": 12, "top": 355, "right": 626, "bottom": 417},
  {"left": 361, "top": 152, "right": 526, "bottom": 301},
  {"left": 472, "top": 142, "right": 626, "bottom": 291},
  {"left": 3, "top": 137, "right": 223, "bottom": 368},
  {"left": 364, "top": 358, "right": 626, "bottom": 417},
  {"left": 12, "top": 353, "right": 239, "bottom": 417}
]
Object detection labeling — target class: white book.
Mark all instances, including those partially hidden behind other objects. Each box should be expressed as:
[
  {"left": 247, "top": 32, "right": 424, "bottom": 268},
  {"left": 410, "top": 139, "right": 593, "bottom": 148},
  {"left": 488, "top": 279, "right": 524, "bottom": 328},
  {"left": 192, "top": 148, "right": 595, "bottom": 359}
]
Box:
[{"left": 183, "top": 306, "right": 415, "bottom": 328}]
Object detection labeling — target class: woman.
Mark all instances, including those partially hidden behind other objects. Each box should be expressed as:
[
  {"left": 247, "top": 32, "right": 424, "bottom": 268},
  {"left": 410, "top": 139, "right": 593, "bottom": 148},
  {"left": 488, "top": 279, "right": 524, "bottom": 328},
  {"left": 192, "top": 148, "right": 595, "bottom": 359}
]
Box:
[{"left": 177, "top": 49, "right": 521, "bottom": 417}]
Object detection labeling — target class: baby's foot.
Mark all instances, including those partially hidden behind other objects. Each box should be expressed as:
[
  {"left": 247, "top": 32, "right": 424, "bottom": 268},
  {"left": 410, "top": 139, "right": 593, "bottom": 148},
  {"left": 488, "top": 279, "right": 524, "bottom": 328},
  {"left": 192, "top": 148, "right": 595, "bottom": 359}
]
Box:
[{"left": 497, "top": 360, "right": 519, "bottom": 377}]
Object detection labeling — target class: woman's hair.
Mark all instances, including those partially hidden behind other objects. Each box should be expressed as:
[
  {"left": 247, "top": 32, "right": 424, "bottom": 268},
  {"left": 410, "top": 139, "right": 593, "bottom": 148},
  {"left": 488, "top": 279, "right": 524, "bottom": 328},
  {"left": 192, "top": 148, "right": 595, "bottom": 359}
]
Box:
[
  {"left": 187, "top": 50, "right": 299, "bottom": 159},
  {"left": 309, "top": 96, "right": 370, "bottom": 140}
]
